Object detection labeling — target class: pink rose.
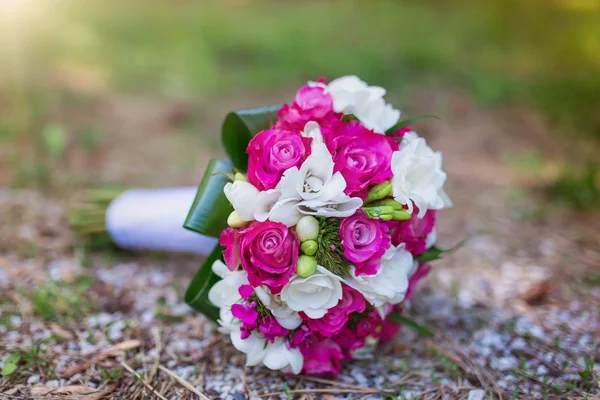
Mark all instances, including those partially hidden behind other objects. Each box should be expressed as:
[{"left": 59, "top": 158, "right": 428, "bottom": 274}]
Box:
[
  {"left": 332, "top": 327, "right": 365, "bottom": 357},
  {"left": 246, "top": 128, "right": 312, "bottom": 190},
  {"left": 379, "top": 317, "right": 402, "bottom": 343},
  {"left": 290, "top": 324, "right": 313, "bottom": 349},
  {"left": 301, "top": 338, "right": 344, "bottom": 376},
  {"left": 325, "top": 121, "right": 394, "bottom": 197},
  {"left": 301, "top": 285, "right": 366, "bottom": 337},
  {"left": 339, "top": 213, "right": 391, "bottom": 275},
  {"left": 238, "top": 221, "right": 298, "bottom": 293},
  {"left": 219, "top": 228, "right": 241, "bottom": 271},
  {"left": 389, "top": 209, "right": 437, "bottom": 256},
  {"left": 257, "top": 315, "right": 289, "bottom": 343},
  {"left": 276, "top": 84, "right": 342, "bottom": 132}
]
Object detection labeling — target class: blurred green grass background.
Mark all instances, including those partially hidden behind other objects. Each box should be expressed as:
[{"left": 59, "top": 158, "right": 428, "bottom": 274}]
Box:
[{"left": 1, "top": 0, "right": 599, "bottom": 207}]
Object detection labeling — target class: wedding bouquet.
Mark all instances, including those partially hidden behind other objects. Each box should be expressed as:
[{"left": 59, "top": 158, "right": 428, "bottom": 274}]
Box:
[{"left": 183, "top": 76, "right": 452, "bottom": 376}]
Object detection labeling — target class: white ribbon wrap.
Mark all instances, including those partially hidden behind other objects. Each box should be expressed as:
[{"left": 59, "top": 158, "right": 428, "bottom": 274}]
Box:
[{"left": 105, "top": 187, "right": 217, "bottom": 254}]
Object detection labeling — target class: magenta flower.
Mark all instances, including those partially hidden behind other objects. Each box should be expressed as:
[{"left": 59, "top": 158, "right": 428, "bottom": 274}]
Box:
[
  {"left": 340, "top": 213, "right": 391, "bottom": 275},
  {"left": 290, "top": 324, "right": 313, "bottom": 349},
  {"left": 325, "top": 121, "right": 394, "bottom": 198},
  {"left": 332, "top": 327, "right": 365, "bottom": 355},
  {"left": 257, "top": 315, "right": 289, "bottom": 343},
  {"left": 246, "top": 128, "right": 312, "bottom": 190},
  {"left": 238, "top": 221, "right": 298, "bottom": 294},
  {"left": 301, "top": 338, "right": 345, "bottom": 376},
  {"left": 389, "top": 209, "right": 437, "bottom": 256},
  {"left": 301, "top": 285, "right": 366, "bottom": 337},
  {"left": 238, "top": 284, "right": 254, "bottom": 300},
  {"left": 276, "top": 84, "right": 342, "bottom": 132},
  {"left": 231, "top": 302, "right": 258, "bottom": 327},
  {"left": 219, "top": 228, "right": 241, "bottom": 271}
]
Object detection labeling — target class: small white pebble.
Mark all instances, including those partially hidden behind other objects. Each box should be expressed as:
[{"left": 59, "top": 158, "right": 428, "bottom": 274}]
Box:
[
  {"left": 27, "top": 375, "right": 40, "bottom": 385},
  {"left": 468, "top": 389, "right": 486, "bottom": 400},
  {"left": 45, "top": 380, "right": 59, "bottom": 387}
]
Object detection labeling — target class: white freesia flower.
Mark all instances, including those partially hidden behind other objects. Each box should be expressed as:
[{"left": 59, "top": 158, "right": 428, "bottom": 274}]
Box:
[
  {"left": 223, "top": 181, "right": 260, "bottom": 221},
  {"left": 344, "top": 244, "right": 416, "bottom": 317},
  {"left": 208, "top": 260, "right": 248, "bottom": 333},
  {"left": 280, "top": 266, "right": 343, "bottom": 319},
  {"left": 277, "top": 142, "right": 363, "bottom": 219},
  {"left": 231, "top": 329, "right": 304, "bottom": 373},
  {"left": 391, "top": 134, "right": 452, "bottom": 218},
  {"left": 230, "top": 329, "right": 267, "bottom": 366},
  {"left": 263, "top": 338, "right": 304, "bottom": 374},
  {"left": 254, "top": 287, "right": 302, "bottom": 329},
  {"left": 303, "top": 121, "right": 324, "bottom": 145},
  {"left": 311, "top": 75, "right": 400, "bottom": 133}
]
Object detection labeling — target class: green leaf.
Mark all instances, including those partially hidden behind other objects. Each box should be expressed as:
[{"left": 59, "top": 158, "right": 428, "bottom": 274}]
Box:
[
  {"left": 222, "top": 105, "right": 281, "bottom": 172},
  {"left": 385, "top": 114, "right": 440, "bottom": 135},
  {"left": 416, "top": 241, "right": 465, "bottom": 263},
  {"left": 183, "top": 159, "right": 233, "bottom": 237},
  {"left": 387, "top": 313, "right": 434, "bottom": 337},
  {"left": 1, "top": 352, "right": 20, "bottom": 376},
  {"left": 42, "top": 123, "right": 68, "bottom": 158},
  {"left": 185, "top": 244, "right": 224, "bottom": 322}
]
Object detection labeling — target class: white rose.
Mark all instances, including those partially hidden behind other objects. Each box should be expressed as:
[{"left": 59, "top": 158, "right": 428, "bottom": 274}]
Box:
[
  {"left": 208, "top": 260, "right": 248, "bottom": 333},
  {"left": 223, "top": 181, "right": 260, "bottom": 221},
  {"left": 391, "top": 134, "right": 452, "bottom": 218},
  {"left": 344, "top": 244, "right": 416, "bottom": 317},
  {"left": 254, "top": 287, "right": 302, "bottom": 329},
  {"left": 280, "top": 266, "right": 343, "bottom": 319},
  {"left": 312, "top": 75, "right": 400, "bottom": 133},
  {"left": 263, "top": 338, "right": 304, "bottom": 374}
]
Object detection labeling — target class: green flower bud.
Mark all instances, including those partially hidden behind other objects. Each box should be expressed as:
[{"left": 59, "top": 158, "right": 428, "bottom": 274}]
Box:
[
  {"left": 296, "top": 216, "right": 320, "bottom": 242},
  {"left": 392, "top": 209, "right": 411, "bottom": 221},
  {"left": 234, "top": 172, "right": 248, "bottom": 182},
  {"left": 297, "top": 255, "right": 317, "bottom": 277},
  {"left": 364, "top": 181, "right": 392, "bottom": 204},
  {"left": 370, "top": 198, "right": 405, "bottom": 210},
  {"left": 362, "top": 205, "right": 395, "bottom": 220},
  {"left": 227, "top": 211, "right": 248, "bottom": 228},
  {"left": 300, "top": 240, "right": 318, "bottom": 256}
]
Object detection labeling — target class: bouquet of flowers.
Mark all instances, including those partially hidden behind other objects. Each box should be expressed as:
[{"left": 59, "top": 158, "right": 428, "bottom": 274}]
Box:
[{"left": 183, "top": 76, "right": 452, "bottom": 376}]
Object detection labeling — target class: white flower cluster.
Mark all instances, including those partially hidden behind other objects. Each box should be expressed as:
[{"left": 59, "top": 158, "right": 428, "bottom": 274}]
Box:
[{"left": 311, "top": 75, "right": 400, "bottom": 133}]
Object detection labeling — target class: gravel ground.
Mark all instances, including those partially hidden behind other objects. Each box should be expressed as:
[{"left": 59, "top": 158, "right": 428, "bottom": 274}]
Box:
[{"left": 0, "top": 92, "right": 599, "bottom": 399}]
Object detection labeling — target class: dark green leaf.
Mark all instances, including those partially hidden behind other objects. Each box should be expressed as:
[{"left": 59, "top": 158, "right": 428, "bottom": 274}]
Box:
[
  {"left": 1, "top": 352, "right": 20, "bottom": 376},
  {"left": 416, "top": 241, "right": 465, "bottom": 263},
  {"left": 385, "top": 114, "right": 440, "bottom": 135},
  {"left": 222, "top": 105, "right": 281, "bottom": 172},
  {"left": 184, "top": 159, "right": 233, "bottom": 237},
  {"left": 185, "top": 244, "right": 223, "bottom": 322},
  {"left": 387, "top": 313, "right": 434, "bottom": 337}
]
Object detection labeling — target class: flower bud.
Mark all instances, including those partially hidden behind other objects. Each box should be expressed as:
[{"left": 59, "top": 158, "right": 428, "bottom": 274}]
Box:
[
  {"left": 364, "top": 181, "right": 392, "bottom": 204},
  {"left": 362, "top": 205, "right": 395, "bottom": 220},
  {"left": 296, "top": 216, "right": 320, "bottom": 242},
  {"left": 227, "top": 211, "right": 248, "bottom": 228},
  {"left": 370, "top": 198, "right": 405, "bottom": 210},
  {"left": 234, "top": 172, "right": 248, "bottom": 182},
  {"left": 300, "top": 240, "right": 318, "bottom": 256},
  {"left": 392, "top": 209, "right": 411, "bottom": 221},
  {"left": 297, "top": 255, "right": 317, "bottom": 277}
]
